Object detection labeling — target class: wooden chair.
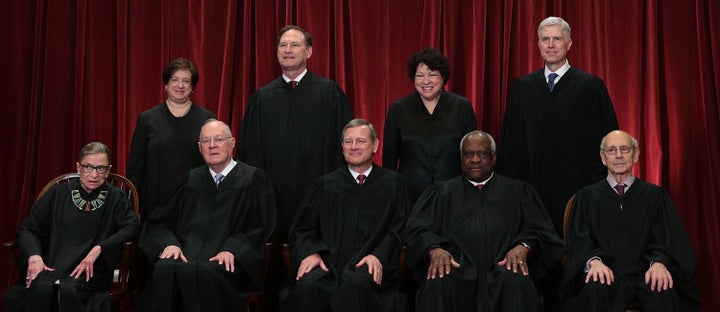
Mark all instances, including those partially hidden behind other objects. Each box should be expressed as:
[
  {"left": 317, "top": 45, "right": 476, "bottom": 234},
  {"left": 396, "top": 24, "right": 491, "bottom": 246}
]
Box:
[
  {"left": 562, "top": 195, "right": 641, "bottom": 312},
  {"left": 244, "top": 242, "right": 273, "bottom": 312},
  {"left": 2, "top": 173, "right": 140, "bottom": 311}
]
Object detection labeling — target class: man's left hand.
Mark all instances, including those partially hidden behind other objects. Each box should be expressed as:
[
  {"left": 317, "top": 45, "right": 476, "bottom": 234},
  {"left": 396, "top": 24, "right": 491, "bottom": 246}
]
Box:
[
  {"left": 645, "top": 262, "right": 673, "bottom": 292},
  {"left": 498, "top": 245, "right": 529, "bottom": 275},
  {"left": 356, "top": 254, "right": 383, "bottom": 284},
  {"left": 210, "top": 251, "right": 235, "bottom": 272}
]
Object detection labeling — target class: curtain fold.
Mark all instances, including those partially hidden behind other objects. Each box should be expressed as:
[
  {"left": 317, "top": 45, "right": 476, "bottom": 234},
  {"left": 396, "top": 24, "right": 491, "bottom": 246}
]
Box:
[{"left": 2, "top": 0, "right": 718, "bottom": 309}]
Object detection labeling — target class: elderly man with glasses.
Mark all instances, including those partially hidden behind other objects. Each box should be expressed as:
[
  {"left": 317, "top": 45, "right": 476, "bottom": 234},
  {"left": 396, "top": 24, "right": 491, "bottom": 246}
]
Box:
[
  {"left": 560, "top": 130, "right": 699, "bottom": 311},
  {"left": 139, "top": 119, "right": 276, "bottom": 312}
]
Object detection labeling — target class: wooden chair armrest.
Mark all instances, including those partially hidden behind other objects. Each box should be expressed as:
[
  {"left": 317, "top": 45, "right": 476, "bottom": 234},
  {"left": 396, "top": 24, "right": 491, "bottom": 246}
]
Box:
[
  {"left": 280, "top": 243, "right": 292, "bottom": 273},
  {"left": 3, "top": 240, "right": 19, "bottom": 274},
  {"left": 114, "top": 241, "right": 135, "bottom": 293},
  {"left": 397, "top": 246, "right": 407, "bottom": 288}
]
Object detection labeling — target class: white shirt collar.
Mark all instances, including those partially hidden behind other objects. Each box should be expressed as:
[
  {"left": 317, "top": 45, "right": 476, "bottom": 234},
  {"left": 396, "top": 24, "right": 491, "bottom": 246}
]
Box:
[
  {"left": 544, "top": 60, "right": 571, "bottom": 81},
  {"left": 283, "top": 68, "right": 308, "bottom": 85},
  {"left": 467, "top": 172, "right": 494, "bottom": 187},
  {"left": 349, "top": 165, "right": 373, "bottom": 183},
  {"left": 209, "top": 159, "right": 237, "bottom": 178}
]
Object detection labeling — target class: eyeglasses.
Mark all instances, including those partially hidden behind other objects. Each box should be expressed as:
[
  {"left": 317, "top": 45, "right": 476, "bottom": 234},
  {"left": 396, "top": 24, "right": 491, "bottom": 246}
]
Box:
[
  {"left": 602, "top": 146, "right": 634, "bottom": 155},
  {"left": 80, "top": 164, "right": 110, "bottom": 174},
  {"left": 461, "top": 150, "right": 495, "bottom": 159},
  {"left": 199, "top": 136, "right": 232, "bottom": 146}
]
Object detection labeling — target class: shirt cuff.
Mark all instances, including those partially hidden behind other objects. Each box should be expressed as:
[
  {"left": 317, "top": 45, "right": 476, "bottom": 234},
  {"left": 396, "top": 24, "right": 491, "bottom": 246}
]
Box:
[{"left": 584, "top": 256, "right": 602, "bottom": 272}]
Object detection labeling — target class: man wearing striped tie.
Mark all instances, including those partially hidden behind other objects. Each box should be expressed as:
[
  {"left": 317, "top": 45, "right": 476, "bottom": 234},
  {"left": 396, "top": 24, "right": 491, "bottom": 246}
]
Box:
[{"left": 139, "top": 119, "right": 276, "bottom": 312}]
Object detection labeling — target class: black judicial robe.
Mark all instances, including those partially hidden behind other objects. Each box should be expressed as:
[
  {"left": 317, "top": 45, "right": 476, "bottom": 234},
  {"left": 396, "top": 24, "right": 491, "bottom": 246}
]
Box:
[
  {"left": 560, "top": 179, "right": 700, "bottom": 311},
  {"left": 406, "top": 174, "right": 565, "bottom": 310},
  {"left": 383, "top": 91, "right": 477, "bottom": 201},
  {"left": 139, "top": 162, "right": 276, "bottom": 312},
  {"left": 5, "top": 180, "right": 139, "bottom": 312},
  {"left": 238, "top": 71, "right": 351, "bottom": 240},
  {"left": 284, "top": 165, "right": 410, "bottom": 312},
  {"left": 497, "top": 67, "right": 618, "bottom": 235},
  {"left": 127, "top": 102, "right": 216, "bottom": 217}
]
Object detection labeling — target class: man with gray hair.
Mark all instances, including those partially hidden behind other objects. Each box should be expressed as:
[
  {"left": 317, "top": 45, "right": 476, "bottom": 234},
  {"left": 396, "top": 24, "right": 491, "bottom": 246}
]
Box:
[
  {"left": 140, "top": 119, "right": 276, "bottom": 311},
  {"left": 497, "top": 16, "right": 619, "bottom": 309},
  {"left": 560, "top": 130, "right": 699, "bottom": 311},
  {"left": 283, "top": 119, "right": 410, "bottom": 311},
  {"left": 406, "top": 130, "right": 564, "bottom": 312}
]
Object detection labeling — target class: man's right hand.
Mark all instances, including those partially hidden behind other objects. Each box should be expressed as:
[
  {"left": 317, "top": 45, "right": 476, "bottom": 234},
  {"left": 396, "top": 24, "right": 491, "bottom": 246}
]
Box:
[
  {"left": 160, "top": 245, "right": 188, "bottom": 262},
  {"left": 585, "top": 258, "right": 614, "bottom": 285},
  {"left": 296, "top": 253, "right": 328, "bottom": 280},
  {"left": 427, "top": 248, "right": 460, "bottom": 279}
]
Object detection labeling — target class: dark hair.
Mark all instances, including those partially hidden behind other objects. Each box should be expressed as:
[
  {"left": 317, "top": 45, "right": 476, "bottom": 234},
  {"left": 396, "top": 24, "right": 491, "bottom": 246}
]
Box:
[
  {"left": 78, "top": 142, "right": 111, "bottom": 163},
  {"left": 162, "top": 57, "right": 199, "bottom": 87},
  {"left": 277, "top": 25, "right": 313, "bottom": 47},
  {"left": 342, "top": 118, "right": 377, "bottom": 142},
  {"left": 407, "top": 48, "right": 450, "bottom": 85}
]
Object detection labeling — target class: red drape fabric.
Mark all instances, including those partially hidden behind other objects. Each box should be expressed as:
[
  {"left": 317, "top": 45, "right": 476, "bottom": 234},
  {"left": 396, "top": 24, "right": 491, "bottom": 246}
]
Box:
[{"left": 2, "top": 0, "right": 718, "bottom": 309}]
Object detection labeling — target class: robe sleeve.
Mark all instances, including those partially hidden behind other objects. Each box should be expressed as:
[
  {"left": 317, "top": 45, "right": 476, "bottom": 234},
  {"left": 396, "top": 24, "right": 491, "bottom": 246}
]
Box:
[
  {"left": 331, "top": 84, "right": 352, "bottom": 168},
  {"left": 288, "top": 182, "right": 331, "bottom": 267},
  {"left": 510, "top": 182, "right": 565, "bottom": 278},
  {"left": 220, "top": 169, "right": 276, "bottom": 258},
  {"left": 462, "top": 99, "right": 478, "bottom": 134},
  {"left": 405, "top": 184, "right": 454, "bottom": 269},
  {"left": 496, "top": 80, "right": 526, "bottom": 176},
  {"left": 560, "top": 188, "right": 604, "bottom": 299},
  {"left": 237, "top": 92, "right": 265, "bottom": 167},
  {"left": 382, "top": 103, "right": 401, "bottom": 171},
  {"left": 97, "top": 189, "right": 140, "bottom": 267},
  {"left": 127, "top": 113, "right": 149, "bottom": 198},
  {"left": 16, "top": 186, "right": 58, "bottom": 265},
  {"left": 645, "top": 191, "right": 698, "bottom": 301},
  {"left": 138, "top": 174, "right": 188, "bottom": 259},
  {"left": 581, "top": 78, "right": 618, "bottom": 183},
  {"left": 370, "top": 178, "right": 411, "bottom": 269}
]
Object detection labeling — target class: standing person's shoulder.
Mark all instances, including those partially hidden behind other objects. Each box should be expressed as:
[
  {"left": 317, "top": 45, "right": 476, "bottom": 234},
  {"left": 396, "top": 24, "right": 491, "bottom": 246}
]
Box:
[
  {"left": 137, "top": 102, "right": 167, "bottom": 118},
  {"left": 254, "top": 76, "right": 287, "bottom": 94},
  {"left": 513, "top": 68, "right": 546, "bottom": 86},
  {"left": 564, "top": 67, "right": 606, "bottom": 86},
  {"left": 233, "top": 160, "right": 267, "bottom": 179},
  {"left": 369, "top": 165, "right": 404, "bottom": 182},
  {"left": 190, "top": 102, "right": 216, "bottom": 118}
]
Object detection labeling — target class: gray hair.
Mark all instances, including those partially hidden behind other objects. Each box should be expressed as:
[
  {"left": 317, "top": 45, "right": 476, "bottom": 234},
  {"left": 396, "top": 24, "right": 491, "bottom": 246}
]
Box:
[
  {"left": 538, "top": 16, "right": 571, "bottom": 41},
  {"left": 460, "top": 130, "right": 496, "bottom": 152},
  {"left": 599, "top": 130, "right": 638, "bottom": 151},
  {"left": 342, "top": 118, "right": 377, "bottom": 141},
  {"left": 200, "top": 118, "right": 232, "bottom": 138},
  {"left": 78, "top": 142, "right": 111, "bottom": 162}
]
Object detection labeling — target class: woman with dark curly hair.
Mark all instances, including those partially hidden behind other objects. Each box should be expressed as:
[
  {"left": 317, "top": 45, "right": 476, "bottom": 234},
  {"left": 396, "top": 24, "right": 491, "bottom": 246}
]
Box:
[{"left": 383, "top": 48, "right": 477, "bottom": 201}]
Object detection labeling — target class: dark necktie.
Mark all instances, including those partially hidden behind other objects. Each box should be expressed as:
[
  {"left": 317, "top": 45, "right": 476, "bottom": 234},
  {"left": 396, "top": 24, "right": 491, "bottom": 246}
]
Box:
[
  {"left": 289, "top": 80, "right": 297, "bottom": 88},
  {"left": 357, "top": 174, "right": 366, "bottom": 186},
  {"left": 615, "top": 183, "right": 626, "bottom": 210},
  {"left": 614, "top": 183, "right": 626, "bottom": 197},
  {"left": 476, "top": 184, "right": 484, "bottom": 190},
  {"left": 548, "top": 73, "right": 559, "bottom": 91}
]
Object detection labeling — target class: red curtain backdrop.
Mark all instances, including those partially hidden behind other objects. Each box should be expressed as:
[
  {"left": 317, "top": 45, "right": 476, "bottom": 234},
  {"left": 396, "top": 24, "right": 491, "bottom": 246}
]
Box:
[{"left": 2, "top": 0, "right": 718, "bottom": 309}]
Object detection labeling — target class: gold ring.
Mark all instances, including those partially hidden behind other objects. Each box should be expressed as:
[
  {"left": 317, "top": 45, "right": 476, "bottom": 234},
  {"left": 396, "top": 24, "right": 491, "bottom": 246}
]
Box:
[{"left": 519, "top": 261, "right": 524, "bottom": 264}]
